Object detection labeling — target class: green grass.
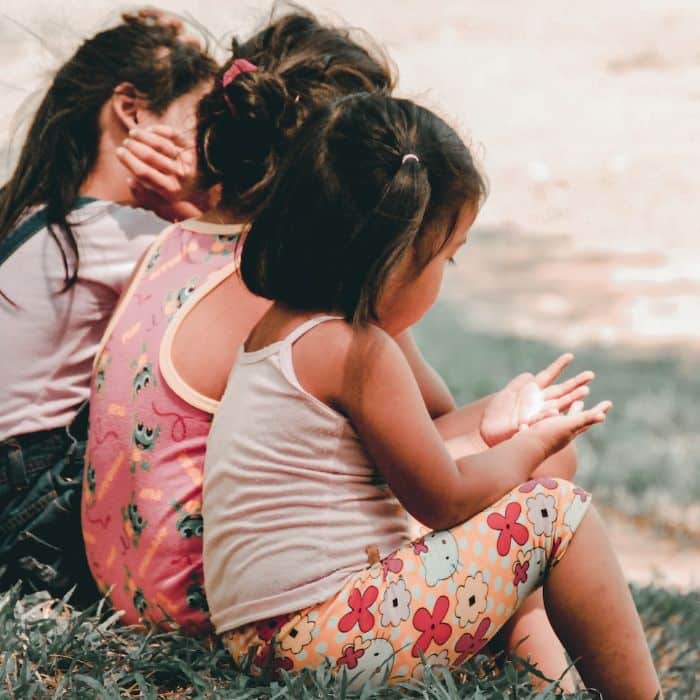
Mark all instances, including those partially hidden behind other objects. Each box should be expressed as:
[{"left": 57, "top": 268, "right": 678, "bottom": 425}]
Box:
[{"left": 1, "top": 584, "right": 698, "bottom": 699}]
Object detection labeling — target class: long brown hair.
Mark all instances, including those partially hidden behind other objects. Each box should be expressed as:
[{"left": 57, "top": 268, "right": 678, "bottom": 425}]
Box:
[{"left": 0, "top": 20, "right": 216, "bottom": 289}]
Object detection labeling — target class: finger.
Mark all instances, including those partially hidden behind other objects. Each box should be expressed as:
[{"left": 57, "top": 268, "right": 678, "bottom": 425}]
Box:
[
  {"left": 535, "top": 353, "right": 574, "bottom": 388},
  {"left": 128, "top": 127, "right": 182, "bottom": 159},
  {"left": 529, "top": 406, "right": 560, "bottom": 424},
  {"left": 588, "top": 400, "right": 612, "bottom": 415},
  {"left": 506, "top": 372, "right": 535, "bottom": 391},
  {"left": 554, "top": 384, "right": 590, "bottom": 412},
  {"left": 543, "top": 370, "right": 595, "bottom": 400},
  {"left": 122, "top": 138, "right": 185, "bottom": 178},
  {"left": 135, "top": 8, "right": 185, "bottom": 33},
  {"left": 567, "top": 400, "right": 584, "bottom": 416},
  {"left": 142, "top": 124, "right": 195, "bottom": 151},
  {"left": 570, "top": 403, "right": 611, "bottom": 431},
  {"left": 117, "top": 147, "right": 181, "bottom": 199}
]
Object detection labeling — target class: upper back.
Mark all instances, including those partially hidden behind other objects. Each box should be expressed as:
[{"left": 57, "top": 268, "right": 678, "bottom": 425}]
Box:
[
  {"left": 82, "top": 218, "right": 250, "bottom": 632},
  {"left": 0, "top": 200, "right": 165, "bottom": 438}
]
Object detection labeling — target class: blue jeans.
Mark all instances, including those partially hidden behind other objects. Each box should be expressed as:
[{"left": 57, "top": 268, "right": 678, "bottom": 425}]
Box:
[{"left": 0, "top": 404, "right": 98, "bottom": 604}]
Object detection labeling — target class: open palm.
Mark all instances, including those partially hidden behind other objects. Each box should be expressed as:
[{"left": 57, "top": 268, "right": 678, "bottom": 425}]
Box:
[{"left": 480, "top": 353, "right": 594, "bottom": 447}]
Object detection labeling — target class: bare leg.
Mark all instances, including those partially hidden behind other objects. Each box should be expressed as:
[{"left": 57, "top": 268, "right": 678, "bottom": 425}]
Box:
[
  {"left": 545, "top": 506, "right": 661, "bottom": 699},
  {"left": 491, "top": 444, "right": 579, "bottom": 692},
  {"left": 494, "top": 588, "right": 578, "bottom": 692}
]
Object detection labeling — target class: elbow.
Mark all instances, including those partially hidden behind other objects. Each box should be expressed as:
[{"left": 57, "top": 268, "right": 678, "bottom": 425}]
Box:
[{"left": 409, "top": 500, "right": 470, "bottom": 532}]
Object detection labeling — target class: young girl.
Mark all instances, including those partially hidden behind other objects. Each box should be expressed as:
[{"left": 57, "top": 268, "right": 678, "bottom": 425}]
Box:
[
  {"left": 0, "top": 15, "right": 216, "bottom": 601},
  {"left": 202, "top": 94, "right": 661, "bottom": 698},
  {"left": 81, "top": 9, "right": 395, "bottom": 634}
]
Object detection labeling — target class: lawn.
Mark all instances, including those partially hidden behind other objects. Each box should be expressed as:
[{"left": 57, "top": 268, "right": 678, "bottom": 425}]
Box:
[
  {"left": 2, "top": 305, "right": 698, "bottom": 698},
  {"left": 1, "top": 583, "right": 698, "bottom": 699}
]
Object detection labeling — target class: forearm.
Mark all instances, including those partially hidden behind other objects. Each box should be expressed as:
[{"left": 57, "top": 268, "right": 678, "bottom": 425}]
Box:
[{"left": 430, "top": 434, "right": 545, "bottom": 530}]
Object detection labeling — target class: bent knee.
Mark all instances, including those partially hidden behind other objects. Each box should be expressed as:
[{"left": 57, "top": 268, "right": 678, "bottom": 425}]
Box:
[{"left": 532, "top": 443, "right": 578, "bottom": 481}]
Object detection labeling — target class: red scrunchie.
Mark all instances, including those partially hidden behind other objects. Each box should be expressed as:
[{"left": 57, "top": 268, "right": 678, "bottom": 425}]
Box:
[{"left": 222, "top": 59, "right": 258, "bottom": 116}]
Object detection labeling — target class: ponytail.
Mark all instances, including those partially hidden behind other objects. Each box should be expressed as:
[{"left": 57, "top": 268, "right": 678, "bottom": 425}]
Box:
[{"left": 195, "top": 9, "right": 394, "bottom": 217}]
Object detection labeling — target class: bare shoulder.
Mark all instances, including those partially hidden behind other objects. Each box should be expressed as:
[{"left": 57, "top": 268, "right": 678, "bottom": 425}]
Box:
[{"left": 293, "top": 320, "right": 400, "bottom": 412}]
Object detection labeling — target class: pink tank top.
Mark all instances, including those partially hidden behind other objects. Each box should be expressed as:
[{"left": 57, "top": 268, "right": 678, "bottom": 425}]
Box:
[{"left": 82, "top": 219, "right": 245, "bottom": 634}]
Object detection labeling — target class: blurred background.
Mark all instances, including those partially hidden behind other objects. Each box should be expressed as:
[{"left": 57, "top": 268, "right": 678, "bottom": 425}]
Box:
[{"left": 1, "top": 1, "right": 698, "bottom": 588}]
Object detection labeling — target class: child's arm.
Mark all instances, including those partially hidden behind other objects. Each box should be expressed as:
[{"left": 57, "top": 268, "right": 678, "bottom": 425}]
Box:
[
  {"left": 393, "top": 329, "right": 456, "bottom": 417},
  {"left": 396, "top": 334, "right": 592, "bottom": 458},
  {"left": 299, "top": 323, "right": 608, "bottom": 531}
]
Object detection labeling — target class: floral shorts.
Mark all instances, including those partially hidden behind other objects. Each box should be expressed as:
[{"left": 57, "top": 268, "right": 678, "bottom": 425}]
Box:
[{"left": 223, "top": 478, "right": 591, "bottom": 688}]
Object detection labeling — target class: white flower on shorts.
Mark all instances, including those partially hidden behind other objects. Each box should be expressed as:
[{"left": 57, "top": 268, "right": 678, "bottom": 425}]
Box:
[
  {"left": 455, "top": 571, "right": 488, "bottom": 627},
  {"left": 379, "top": 577, "right": 412, "bottom": 627},
  {"left": 279, "top": 614, "right": 315, "bottom": 654},
  {"left": 526, "top": 493, "right": 558, "bottom": 536},
  {"left": 412, "top": 650, "right": 450, "bottom": 680}
]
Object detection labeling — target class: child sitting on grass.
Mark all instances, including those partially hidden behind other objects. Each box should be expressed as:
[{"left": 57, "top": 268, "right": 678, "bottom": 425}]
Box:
[{"left": 202, "top": 93, "right": 661, "bottom": 698}]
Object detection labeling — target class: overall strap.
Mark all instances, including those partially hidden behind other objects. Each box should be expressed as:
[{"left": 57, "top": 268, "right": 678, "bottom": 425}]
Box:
[{"left": 0, "top": 196, "right": 99, "bottom": 267}]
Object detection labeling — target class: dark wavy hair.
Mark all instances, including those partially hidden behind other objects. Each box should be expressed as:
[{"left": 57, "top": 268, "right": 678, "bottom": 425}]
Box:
[
  {"left": 241, "top": 93, "right": 486, "bottom": 325},
  {"left": 0, "top": 19, "right": 216, "bottom": 289},
  {"left": 196, "top": 8, "right": 394, "bottom": 217}
]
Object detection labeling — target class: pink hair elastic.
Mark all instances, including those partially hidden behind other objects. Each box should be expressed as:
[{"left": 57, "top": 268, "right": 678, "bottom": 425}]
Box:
[
  {"left": 402, "top": 153, "right": 420, "bottom": 164},
  {"left": 222, "top": 58, "right": 258, "bottom": 115}
]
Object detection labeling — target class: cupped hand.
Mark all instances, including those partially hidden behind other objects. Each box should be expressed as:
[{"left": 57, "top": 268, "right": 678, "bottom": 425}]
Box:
[
  {"left": 480, "top": 353, "right": 595, "bottom": 447},
  {"left": 520, "top": 399, "right": 612, "bottom": 461}
]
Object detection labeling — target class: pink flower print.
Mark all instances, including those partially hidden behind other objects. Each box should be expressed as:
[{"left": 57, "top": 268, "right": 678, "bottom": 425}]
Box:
[
  {"left": 550, "top": 536, "right": 562, "bottom": 563},
  {"left": 413, "top": 538, "right": 428, "bottom": 555},
  {"left": 253, "top": 645, "right": 293, "bottom": 674},
  {"left": 411, "top": 595, "right": 453, "bottom": 658},
  {"left": 454, "top": 617, "right": 492, "bottom": 666},
  {"left": 381, "top": 552, "right": 404, "bottom": 580},
  {"left": 573, "top": 487, "right": 590, "bottom": 502},
  {"left": 513, "top": 559, "right": 530, "bottom": 585},
  {"left": 338, "top": 586, "right": 379, "bottom": 633},
  {"left": 487, "top": 502, "right": 529, "bottom": 556},
  {"left": 519, "top": 477, "right": 559, "bottom": 493},
  {"left": 255, "top": 614, "right": 290, "bottom": 643},
  {"left": 336, "top": 644, "right": 365, "bottom": 670},
  {"left": 512, "top": 550, "right": 532, "bottom": 586}
]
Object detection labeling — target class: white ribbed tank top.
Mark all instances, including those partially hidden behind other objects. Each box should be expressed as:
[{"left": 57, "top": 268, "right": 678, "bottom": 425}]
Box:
[{"left": 203, "top": 316, "right": 411, "bottom": 634}]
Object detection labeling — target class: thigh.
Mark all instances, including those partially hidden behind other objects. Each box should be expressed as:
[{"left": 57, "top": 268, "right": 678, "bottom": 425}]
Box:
[
  {"left": 0, "top": 432, "right": 97, "bottom": 603},
  {"left": 224, "top": 478, "right": 591, "bottom": 687}
]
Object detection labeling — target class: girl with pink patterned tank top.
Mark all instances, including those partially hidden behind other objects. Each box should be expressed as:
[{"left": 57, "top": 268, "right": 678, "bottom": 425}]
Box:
[
  {"left": 83, "top": 219, "right": 249, "bottom": 632},
  {"left": 82, "top": 9, "right": 396, "bottom": 634}
]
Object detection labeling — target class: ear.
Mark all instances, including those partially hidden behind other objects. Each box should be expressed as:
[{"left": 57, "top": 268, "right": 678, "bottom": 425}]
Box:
[{"left": 110, "top": 82, "right": 143, "bottom": 132}]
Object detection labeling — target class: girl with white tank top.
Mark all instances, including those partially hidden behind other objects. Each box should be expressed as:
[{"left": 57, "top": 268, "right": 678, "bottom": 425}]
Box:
[{"left": 203, "top": 94, "right": 659, "bottom": 698}]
